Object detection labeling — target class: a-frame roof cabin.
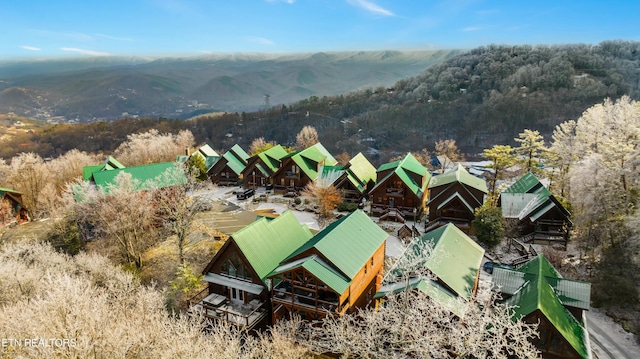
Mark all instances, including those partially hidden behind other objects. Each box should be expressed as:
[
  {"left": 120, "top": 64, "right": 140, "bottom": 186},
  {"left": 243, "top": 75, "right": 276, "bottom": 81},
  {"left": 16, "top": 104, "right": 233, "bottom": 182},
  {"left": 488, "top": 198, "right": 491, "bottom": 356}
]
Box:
[
  {"left": 271, "top": 143, "right": 338, "bottom": 195},
  {"left": 426, "top": 163, "right": 487, "bottom": 233},
  {"left": 492, "top": 255, "right": 591, "bottom": 359},
  {"left": 208, "top": 144, "right": 250, "bottom": 186},
  {"left": 318, "top": 152, "right": 377, "bottom": 203},
  {"left": 242, "top": 145, "right": 289, "bottom": 188},
  {"left": 194, "top": 211, "right": 313, "bottom": 330},
  {"left": 369, "top": 152, "right": 430, "bottom": 221},
  {"left": 499, "top": 172, "right": 572, "bottom": 247},
  {"left": 0, "top": 187, "right": 29, "bottom": 225},
  {"left": 269, "top": 210, "right": 387, "bottom": 322},
  {"left": 377, "top": 223, "right": 484, "bottom": 317}
]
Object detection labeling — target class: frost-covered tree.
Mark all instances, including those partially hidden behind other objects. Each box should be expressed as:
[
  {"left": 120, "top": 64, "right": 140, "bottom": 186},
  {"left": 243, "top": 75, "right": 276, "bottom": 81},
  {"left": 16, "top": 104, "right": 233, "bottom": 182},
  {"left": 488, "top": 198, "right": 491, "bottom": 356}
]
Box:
[
  {"left": 568, "top": 96, "right": 640, "bottom": 250},
  {"left": 113, "top": 129, "right": 195, "bottom": 166},
  {"left": 68, "top": 172, "right": 158, "bottom": 268},
  {"left": 514, "top": 129, "right": 547, "bottom": 173},
  {"left": 295, "top": 125, "right": 319, "bottom": 150}
]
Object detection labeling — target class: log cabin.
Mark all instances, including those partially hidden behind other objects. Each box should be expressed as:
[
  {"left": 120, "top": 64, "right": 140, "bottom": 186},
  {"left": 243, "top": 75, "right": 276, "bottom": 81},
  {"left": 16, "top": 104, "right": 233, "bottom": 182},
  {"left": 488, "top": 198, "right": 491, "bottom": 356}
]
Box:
[
  {"left": 499, "top": 172, "right": 572, "bottom": 248},
  {"left": 176, "top": 144, "right": 221, "bottom": 174},
  {"left": 271, "top": 143, "right": 338, "bottom": 196},
  {"left": 269, "top": 210, "right": 388, "bottom": 322},
  {"left": 426, "top": 164, "right": 487, "bottom": 233},
  {"left": 492, "top": 255, "right": 591, "bottom": 359},
  {"left": 192, "top": 211, "right": 314, "bottom": 331},
  {"left": 317, "top": 152, "right": 377, "bottom": 203},
  {"left": 242, "top": 145, "right": 289, "bottom": 189},
  {"left": 0, "top": 188, "right": 29, "bottom": 225},
  {"left": 208, "top": 144, "right": 250, "bottom": 186},
  {"left": 376, "top": 223, "right": 485, "bottom": 317},
  {"left": 369, "top": 153, "right": 430, "bottom": 222}
]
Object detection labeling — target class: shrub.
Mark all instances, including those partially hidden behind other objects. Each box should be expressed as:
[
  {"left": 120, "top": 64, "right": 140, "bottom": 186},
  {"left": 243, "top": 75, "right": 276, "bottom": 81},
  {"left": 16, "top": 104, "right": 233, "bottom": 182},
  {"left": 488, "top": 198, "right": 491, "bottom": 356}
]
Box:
[
  {"left": 337, "top": 202, "right": 358, "bottom": 212},
  {"left": 473, "top": 205, "right": 504, "bottom": 249}
]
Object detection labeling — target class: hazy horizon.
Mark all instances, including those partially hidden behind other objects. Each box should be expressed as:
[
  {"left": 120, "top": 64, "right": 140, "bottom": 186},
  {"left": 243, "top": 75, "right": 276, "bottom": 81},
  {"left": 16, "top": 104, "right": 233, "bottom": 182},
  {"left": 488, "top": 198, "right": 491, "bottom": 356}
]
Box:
[{"left": 3, "top": 0, "right": 639, "bottom": 61}]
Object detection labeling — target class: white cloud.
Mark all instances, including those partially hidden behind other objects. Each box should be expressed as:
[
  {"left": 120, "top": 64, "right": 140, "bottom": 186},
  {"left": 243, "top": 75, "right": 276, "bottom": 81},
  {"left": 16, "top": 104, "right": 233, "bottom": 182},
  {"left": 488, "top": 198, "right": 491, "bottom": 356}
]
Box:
[
  {"left": 95, "top": 33, "right": 133, "bottom": 41},
  {"left": 60, "top": 47, "right": 111, "bottom": 56},
  {"left": 346, "top": 0, "right": 395, "bottom": 16},
  {"left": 245, "top": 36, "right": 276, "bottom": 46},
  {"left": 21, "top": 46, "right": 41, "bottom": 51},
  {"left": 462, "top": 27, "right": 481, "bottom": 32}
]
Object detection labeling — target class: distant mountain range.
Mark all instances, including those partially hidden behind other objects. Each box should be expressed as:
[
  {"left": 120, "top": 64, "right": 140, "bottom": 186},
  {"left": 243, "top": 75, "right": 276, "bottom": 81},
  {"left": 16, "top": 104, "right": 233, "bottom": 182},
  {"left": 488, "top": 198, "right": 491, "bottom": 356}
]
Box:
[{"left": 0, "top": 50, "right": 460, "bottom": 122}]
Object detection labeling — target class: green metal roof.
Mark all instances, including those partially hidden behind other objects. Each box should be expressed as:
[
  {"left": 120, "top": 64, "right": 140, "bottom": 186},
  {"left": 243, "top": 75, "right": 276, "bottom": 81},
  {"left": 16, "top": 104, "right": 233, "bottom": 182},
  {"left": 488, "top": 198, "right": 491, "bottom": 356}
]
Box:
[
  {"left": 500, "top": 173, "right": 571, "bottom": 223},
  {"left": 230, "top": 144, "right": 250, "bottom": 161},
  {"left": 271, "top": 254, "right": 350, "bottom": 294},
  {"left": 502, "top": 172, "right": 549, "bottom": 195},
  {"left": 345, "top": 153, "right": 377, "bottom": 191},
  {"left": 375, "top": 278, "right": 467, "bottom": 317},
  {"left": 256, "top": 145, "right": 289, "bottom": 173},
  {"left": 288, "top": 143, "right": 338, "bottom": 181},
  {"left": 493, "top": 255, "right": 590, "bottom": 359},
  {"left": 221, "top": 145, "right": 249, "bottom": 175},
  {"left": 83, "top": 156, "right": 127, "bottom": 180},
  {"left": 285, "top": 210, "right": 388, "bottom": 279},
  {"left": 0, "top": 188, "right": 22, "bottom": 195},
  {"left": 404, "top": 223, "right": 484, "bottom": 301},
  {"left": 91, "top": 162, "right": 187, "bottom": 193},
  {"left": 428, "top": 163, "right": 488, "bottom": 193},
  {"left": 198, "top": 144, "right": 219, "bottom": 157},
  {"left": 371, "top": 153, "right": 430, "bottom": 197},
  {"left": 436, "top": 191, "right": 475, "bottom": 213},
  {"left": 232, "top": 210, "right": 314, "bottom": 285},
  {"left": 318, "top": 165, "right": 346, "bottom": 187}
]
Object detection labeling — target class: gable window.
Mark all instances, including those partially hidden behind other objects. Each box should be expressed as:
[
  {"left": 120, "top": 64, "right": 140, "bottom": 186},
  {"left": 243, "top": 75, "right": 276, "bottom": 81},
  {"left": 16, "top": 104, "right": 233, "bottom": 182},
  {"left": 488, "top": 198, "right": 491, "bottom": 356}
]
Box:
[{"left": 221, "top": 254, "right": 251, "bottom": 281}]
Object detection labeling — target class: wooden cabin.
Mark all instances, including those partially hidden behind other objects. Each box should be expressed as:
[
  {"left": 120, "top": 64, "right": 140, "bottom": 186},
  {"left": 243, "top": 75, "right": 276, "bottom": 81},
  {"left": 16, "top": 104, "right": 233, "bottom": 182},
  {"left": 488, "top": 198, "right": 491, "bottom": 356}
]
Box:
[
  {"left": 369, "top": 153, "right": 430, "bottom": 222},
  {"left": 376, "top": 223, "right": 484, "bottom": 317},
  {"left": 191, "top": 211, "right": 314, "bottom": 331},
  {"left": 269, "top": 210, "right": 387, "bottom": 322},
  {"left": 0, "top": 188, "right": 29, "bottom": 225},
  {"left": 271, "top": 143, "right": 338, "bottom": 196},
  {"left": 492, "top": 255, "right": 591, "bottom": 359},
  {"left": 177, "top": 144, "right": 221, "bottom": 176},
  {"left": 208, "top": 144, "right": 250, "bottom": 186},
  {"left": 317, "top": 152, "right": 377, "bottom": 203},
  {"left": 426, "top": 164, "right": 487, "bottom": 233},
  {"left": 242, "top": 145, "right": 289, "bottom": 189},
  {"left": 499, "top": 172, "right": 572, "bottom": 248}
]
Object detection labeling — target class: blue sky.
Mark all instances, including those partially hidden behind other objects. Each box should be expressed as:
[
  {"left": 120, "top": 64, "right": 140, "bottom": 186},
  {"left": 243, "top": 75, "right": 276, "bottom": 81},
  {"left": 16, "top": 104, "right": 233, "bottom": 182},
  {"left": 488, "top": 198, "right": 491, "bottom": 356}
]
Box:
[{"left": 2, "top": 0, "right": 639, "bottom": 60}]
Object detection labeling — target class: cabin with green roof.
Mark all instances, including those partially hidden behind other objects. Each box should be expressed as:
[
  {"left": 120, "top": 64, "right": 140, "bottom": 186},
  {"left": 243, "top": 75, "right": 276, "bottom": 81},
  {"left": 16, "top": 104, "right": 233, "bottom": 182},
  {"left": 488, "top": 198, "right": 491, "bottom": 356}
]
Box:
[
  {"left": 242, "top": 145, "right": 290, "bottom": 189},
  {"left": 269, "top": 210, "right": 388, "bottom": 322},
  {"left": 271, "top": 143, "right": 338, "bottom": 195},
  {"left": 318, "top": 152, "right": 377, "bottom": 203},
  {"left": 194, "top": 211, "right": 314, "bottom": 330},
  {"left": 177, "top": 144, "right": 221, "bottom": 173},
  {"left": 82, "top": 156, "right": 126, "bottom": 181},
  {"left": 369, "top": 153, "right": 430, "bottom": 222},
  {"left": 0, "top": 188, "right": 29, "bottom": 225},
  {"left": 492, "top": 255, "right": 591, "bottom": 359},
  {"left": 499, "top": 172, "right": 572, "bottom": 247},
  {"left": 376, "top": 223, "right": 484, "bottom": 317},
  {"left": 87, "top": 162, "right": 187, "bottom": 194},
  {"left": 426, "top": 163, "right": 487, "bottom": 233},
  {"left": 208, "top": 144, "right": 250, "bottom": 186}
]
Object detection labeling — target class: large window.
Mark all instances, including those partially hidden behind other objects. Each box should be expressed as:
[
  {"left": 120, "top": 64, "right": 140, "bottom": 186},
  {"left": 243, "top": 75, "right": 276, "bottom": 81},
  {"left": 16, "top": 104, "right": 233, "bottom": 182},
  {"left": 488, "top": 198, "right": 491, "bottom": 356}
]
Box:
[{"left": 221, "top": 254, "right": 251, "bottom": 281}]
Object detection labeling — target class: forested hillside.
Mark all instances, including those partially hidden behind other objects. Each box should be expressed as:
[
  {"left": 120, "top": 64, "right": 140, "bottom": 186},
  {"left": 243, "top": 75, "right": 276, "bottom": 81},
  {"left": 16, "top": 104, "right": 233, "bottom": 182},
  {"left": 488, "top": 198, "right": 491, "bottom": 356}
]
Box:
[
  {"left": 0, "top": 50, "right": 456, "bottom": 121},
  {"left": 1, "top": 41, "right": 638, "bottom": 163}
]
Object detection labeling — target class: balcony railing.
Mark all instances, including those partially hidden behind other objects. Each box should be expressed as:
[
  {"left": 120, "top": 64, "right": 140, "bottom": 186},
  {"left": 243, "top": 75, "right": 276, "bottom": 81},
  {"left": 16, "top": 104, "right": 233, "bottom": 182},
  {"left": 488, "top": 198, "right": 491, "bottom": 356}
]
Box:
[
  {"left": 189, "top": 289, "right": 267, "bottom": 329},
  {"left": 272, "top": 288, "right": 339, "bottom": 313}
]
